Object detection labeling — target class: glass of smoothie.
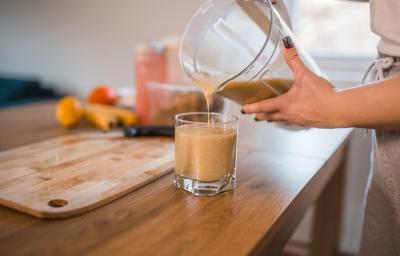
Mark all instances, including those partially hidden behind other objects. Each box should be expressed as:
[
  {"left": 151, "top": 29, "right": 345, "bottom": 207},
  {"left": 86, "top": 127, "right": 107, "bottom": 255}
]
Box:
[{"left": 174, "top": 112, "right": 238, "bottom": 196}]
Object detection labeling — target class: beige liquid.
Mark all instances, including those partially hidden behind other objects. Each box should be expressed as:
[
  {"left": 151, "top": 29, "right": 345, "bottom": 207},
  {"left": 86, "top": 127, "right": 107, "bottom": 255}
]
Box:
[
  {"left": 192, "top": 76, "right": 216, "bottom": 122},
  {"left": 176, "top": 76, "right": 291, "bottom": 182},
  {"left": 175, "top": 124, "right": 237, "bottom": 182},
  {"left": 217, "top": 78, "right": 294, "bottom": 105},
  {"left": 195, "top": 79, "right": 215, "bottom": 112},
  {"left": 175, "top": 75, "right": 237, "bottom": 182},
  {"left": 192, "top": 74, "right": 294, "bottom": 106}
]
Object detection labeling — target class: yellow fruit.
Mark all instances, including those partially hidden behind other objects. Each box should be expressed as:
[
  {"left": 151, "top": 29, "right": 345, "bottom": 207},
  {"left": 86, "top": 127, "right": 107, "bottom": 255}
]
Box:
[
  {"left": 84, "top": 107, "right": 117, "bottom": 131},
  {"left": 56, "top": 96, "right": 83, "bottom": 127},
  {"left": 85, "top": 103, "right": 138, "bottom": 126}
]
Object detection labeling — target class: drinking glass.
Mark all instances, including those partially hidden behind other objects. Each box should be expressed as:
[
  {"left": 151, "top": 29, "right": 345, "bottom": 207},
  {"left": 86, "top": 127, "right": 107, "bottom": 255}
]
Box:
[{"left": 174, "top": 112, "right": 238, "bottom": 196}]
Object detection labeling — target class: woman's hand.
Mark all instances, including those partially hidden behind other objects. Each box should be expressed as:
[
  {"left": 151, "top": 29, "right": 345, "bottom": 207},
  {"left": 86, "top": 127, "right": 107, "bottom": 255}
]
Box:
[{"left": 242, "top": 37, "right": 342, "bottom": 128}]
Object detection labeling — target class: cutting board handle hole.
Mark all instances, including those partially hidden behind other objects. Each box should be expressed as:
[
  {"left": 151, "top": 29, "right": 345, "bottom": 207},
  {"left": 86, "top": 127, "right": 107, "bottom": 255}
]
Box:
[{"left": 48, "top": 199, "right": 68, "bottom": 208}]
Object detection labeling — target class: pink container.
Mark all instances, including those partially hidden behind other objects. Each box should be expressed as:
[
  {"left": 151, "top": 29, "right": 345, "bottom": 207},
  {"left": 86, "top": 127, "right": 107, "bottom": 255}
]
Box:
[{"left": 135, "top": 45, "right": 167, "bottom": 124}]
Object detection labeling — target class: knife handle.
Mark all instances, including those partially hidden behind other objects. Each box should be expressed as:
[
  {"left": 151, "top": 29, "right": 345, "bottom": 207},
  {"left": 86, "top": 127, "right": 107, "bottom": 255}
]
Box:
[{"left": 123, "top": 126, "right": 175, "bottom": 137}]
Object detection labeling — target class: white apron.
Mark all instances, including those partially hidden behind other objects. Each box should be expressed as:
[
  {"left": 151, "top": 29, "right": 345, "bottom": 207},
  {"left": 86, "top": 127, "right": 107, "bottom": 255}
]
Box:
[{"left": 360, "top": 1, "right": 400, "bottom": 255}]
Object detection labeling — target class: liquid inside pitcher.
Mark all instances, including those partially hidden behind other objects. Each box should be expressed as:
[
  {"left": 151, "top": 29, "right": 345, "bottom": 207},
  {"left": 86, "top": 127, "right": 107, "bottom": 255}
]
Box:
[{"left": 180, "top": 0, "right": 324, "bottom": 105}]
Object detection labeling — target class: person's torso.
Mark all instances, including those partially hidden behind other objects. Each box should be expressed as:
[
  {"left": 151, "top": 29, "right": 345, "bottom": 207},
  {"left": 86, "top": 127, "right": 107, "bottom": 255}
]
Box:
[{"left": 370, "top": 0, "right": 400, "bottom": 57}]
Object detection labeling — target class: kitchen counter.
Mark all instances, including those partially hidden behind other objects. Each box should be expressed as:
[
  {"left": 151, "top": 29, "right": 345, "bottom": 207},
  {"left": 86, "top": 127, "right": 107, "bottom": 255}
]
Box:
[{"left": 0, "top": 102, "right": 352, "bottom": 256}]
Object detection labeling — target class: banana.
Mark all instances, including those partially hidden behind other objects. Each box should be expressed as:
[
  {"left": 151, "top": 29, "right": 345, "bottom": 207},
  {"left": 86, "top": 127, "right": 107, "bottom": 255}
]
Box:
[
  {"left": 84, "top": 103, "right": 138, "bottom": 129},
  {"left": 84, "top": 106, "right": 117, "bottom": 131}
]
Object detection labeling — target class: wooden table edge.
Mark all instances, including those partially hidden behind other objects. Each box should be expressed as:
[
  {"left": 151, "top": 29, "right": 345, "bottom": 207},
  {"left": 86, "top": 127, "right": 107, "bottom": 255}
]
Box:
[{"left": 250, "top": 130, "right": 353, "bottom": 255}]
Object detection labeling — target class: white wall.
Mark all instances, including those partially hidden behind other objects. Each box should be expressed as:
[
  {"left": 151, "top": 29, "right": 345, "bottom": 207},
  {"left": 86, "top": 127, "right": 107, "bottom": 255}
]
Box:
[{"left": 0, "top": 0, "right": 203, "bottom": 97}]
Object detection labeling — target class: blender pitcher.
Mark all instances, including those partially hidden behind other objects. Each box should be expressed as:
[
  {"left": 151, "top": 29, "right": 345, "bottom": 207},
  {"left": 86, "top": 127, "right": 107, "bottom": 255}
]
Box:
[{"left": 180, "top": 0, "right": 324, "bottom": 105}]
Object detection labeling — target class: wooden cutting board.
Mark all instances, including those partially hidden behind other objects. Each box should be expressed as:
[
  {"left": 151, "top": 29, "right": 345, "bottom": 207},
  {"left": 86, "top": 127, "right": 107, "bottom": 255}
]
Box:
[{"left": 0, "top": 132, "right": 174, "bottom": 219}]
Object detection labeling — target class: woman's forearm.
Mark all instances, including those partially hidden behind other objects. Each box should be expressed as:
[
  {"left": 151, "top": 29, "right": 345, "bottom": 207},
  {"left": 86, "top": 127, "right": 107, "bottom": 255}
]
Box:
[
  {"left": 241, "top": 44, "right": 399, "bottom": 130},
  {"left": 333, "top": 75, "right": 400, "bottom": 129}
]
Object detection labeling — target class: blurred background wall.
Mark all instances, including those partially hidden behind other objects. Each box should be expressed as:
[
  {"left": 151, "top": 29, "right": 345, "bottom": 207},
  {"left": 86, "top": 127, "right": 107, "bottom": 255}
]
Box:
[{"left": 0, "top": 0, "right": 203, "bottom": 97}]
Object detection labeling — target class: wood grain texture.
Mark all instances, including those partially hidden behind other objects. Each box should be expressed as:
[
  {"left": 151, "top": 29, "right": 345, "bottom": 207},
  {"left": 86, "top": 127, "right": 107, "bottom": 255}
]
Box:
[
  {"left": 0, "top": 132, "right": 174, "bottom": 219},
  {"left": 0, "top": 101, "right": 67, "bottom": 151},
  {"left": 311, "top": 145, "right": 349, "bottom": 256},
  {"left": 250, "top": 140, "right": 348, "bottom": 256},
  {"left": 0, "top": 103, "right": 353, "bottom": 255}
]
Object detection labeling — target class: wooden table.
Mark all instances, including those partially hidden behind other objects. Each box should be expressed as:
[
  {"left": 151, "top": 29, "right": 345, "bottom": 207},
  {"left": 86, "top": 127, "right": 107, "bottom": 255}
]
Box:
[{"left": 0, "top": 102, "right": 352, "bottom": 256}]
